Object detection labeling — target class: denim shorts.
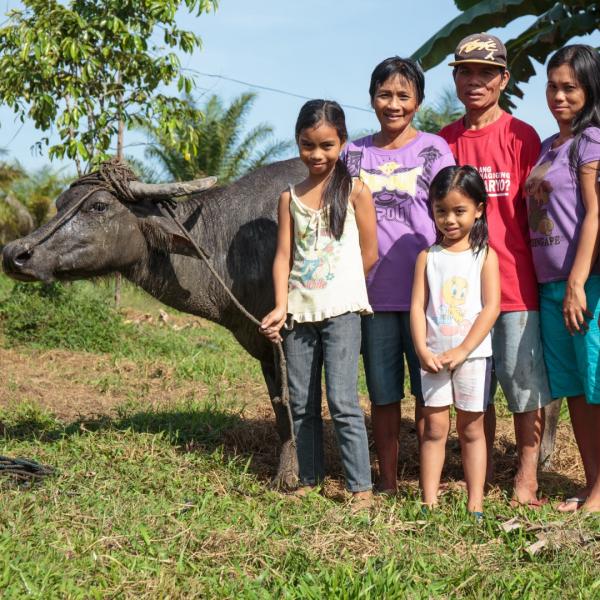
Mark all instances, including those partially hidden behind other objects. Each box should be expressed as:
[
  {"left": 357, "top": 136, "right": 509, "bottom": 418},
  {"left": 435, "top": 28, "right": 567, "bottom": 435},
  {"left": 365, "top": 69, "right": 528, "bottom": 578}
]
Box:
[
  {"left": 539, "top": 276, "right": 600, "bottom": 404},
  {"left": 489, "top": 311, "right": 553, "bottom": 413},
  {"left": 361, "top": 311, "right": 423, "bottom": 406}
]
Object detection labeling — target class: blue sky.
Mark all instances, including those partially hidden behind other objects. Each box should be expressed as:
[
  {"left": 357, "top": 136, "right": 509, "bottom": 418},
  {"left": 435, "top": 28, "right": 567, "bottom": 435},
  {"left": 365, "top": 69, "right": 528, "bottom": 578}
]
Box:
[{"left": 1, "top": 0, "right": 599, "bottom": 174}]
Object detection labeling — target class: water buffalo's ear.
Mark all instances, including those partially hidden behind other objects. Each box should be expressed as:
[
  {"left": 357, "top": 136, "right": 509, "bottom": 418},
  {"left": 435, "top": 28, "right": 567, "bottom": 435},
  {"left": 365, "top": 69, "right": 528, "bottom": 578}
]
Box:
[{"left": 139, "top": 216, "right": 198, "bottom": 257}]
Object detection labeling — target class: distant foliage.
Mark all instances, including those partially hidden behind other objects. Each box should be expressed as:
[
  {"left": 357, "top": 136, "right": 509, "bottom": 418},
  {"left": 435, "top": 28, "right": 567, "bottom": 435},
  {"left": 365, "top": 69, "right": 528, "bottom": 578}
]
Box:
[
  {"left": 145, "top": 92, "right": 292, "bottom": 184},
  {"left": 1, "top": 162, "right": 70, "bottom": 245},
  {"left": 10, "top": 166, "right": 70, "bottom": 227},
  {"left": 415, "top": 88, "right": 463, "bottom": 133}
]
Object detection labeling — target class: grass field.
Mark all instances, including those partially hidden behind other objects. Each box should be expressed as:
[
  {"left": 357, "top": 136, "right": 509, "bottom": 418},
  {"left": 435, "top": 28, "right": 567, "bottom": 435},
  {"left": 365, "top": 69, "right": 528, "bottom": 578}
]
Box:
[{"left": 0, "top": 274, "right": 599, "bottom": 598}]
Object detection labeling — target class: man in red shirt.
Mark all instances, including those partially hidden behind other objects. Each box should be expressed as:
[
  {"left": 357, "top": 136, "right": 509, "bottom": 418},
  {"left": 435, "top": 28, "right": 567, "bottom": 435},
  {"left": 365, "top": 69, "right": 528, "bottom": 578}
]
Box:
[{"left": 439, "top": 33, "right": 552, "bottom": 506}]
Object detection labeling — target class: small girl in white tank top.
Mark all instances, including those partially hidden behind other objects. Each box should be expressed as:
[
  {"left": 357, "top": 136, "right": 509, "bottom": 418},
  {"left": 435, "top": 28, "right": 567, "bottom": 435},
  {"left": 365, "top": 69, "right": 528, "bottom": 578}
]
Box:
[
  {"left": 259, "top": 100, "right": 378, "bottom": 508},
  {"left": 410, "top": 165, "right": 500, "bottom": 518}
]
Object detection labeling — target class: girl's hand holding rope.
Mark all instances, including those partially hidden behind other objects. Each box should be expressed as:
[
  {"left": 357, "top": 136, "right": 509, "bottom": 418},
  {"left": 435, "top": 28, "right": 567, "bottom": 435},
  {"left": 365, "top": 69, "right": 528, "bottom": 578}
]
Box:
[{"left": 259, "top": 307, "right": 287, "bottom": 342}]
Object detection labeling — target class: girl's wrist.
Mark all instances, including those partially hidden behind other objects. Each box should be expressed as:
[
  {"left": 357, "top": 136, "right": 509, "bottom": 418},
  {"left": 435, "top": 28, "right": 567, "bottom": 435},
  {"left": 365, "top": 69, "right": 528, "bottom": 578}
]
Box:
[{"left": 415, "top": 346, "right": 429, "bottom": 359}]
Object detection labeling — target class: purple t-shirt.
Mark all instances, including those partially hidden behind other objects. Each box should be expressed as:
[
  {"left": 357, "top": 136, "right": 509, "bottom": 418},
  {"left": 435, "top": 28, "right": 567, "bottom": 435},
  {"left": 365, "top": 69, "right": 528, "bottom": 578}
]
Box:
[
  {"left": 526, "top": 126, "right": 600, "bottom": 283},
  {"left": 344, "top": 132, "right": 455, "bottom": 310}
]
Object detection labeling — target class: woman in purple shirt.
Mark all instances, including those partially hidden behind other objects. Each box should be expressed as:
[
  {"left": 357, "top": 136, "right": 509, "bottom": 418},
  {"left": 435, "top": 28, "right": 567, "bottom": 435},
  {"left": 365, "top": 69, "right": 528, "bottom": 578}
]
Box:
[
  {"left": 525, "top": 45, "right": 600, "bottom": 512},
  {"left": 345, "top": 57, "right": 455, "bottom": 493}
]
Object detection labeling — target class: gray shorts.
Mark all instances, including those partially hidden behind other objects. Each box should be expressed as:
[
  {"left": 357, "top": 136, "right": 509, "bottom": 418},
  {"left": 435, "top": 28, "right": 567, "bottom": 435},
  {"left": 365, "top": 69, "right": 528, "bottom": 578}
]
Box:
[{"left": 489, "top": 311, "right": 553, "bottom": 413}]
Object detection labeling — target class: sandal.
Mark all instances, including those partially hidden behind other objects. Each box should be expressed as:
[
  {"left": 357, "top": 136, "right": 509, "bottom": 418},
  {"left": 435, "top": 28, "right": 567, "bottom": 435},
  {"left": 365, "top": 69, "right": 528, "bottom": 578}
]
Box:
[{"left": 556, "top": 496, "right": 586, "bottom": 513}]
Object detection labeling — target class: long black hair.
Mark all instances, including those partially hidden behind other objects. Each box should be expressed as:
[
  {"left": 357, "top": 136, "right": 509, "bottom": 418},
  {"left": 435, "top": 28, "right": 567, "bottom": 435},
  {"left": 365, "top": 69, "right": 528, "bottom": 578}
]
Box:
[
  {"left": 295, "top": 99, "right": 352, "bottom": 240},
  {"left": 547, "top": 45, "right": 600, "bottom": 173},
  {"left": 429, "top": 165, "right": 488, "bottom": 254}
]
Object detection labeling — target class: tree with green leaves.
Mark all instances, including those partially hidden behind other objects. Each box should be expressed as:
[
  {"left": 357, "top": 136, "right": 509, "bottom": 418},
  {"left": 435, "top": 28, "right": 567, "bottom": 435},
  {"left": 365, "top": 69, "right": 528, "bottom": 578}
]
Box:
[
  {"left": 0, "top": 0, "right": 218, "bottom": 175},
  {"left": 412, "top": 1, "right": 599, "bottom": 109},
  {"left": 145, "top": 92, "right": 292, "bottom": 185}
]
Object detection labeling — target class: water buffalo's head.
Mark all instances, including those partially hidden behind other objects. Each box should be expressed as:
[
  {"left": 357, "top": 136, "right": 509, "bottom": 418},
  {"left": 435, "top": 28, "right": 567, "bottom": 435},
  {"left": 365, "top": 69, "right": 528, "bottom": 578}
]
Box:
[{"left": 2, "top": 167, "right": 216, "bottom": 283}]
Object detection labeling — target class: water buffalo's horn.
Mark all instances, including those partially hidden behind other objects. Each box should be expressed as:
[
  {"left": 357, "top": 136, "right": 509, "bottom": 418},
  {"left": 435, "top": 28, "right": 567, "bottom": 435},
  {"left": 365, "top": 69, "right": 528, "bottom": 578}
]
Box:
[{"left": 128, "top": 177, "right": 217, "bottom": 200}]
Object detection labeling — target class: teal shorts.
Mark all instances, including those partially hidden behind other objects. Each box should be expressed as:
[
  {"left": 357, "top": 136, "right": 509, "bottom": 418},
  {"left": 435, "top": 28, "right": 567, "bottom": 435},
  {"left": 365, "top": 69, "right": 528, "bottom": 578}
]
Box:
[{"left": 539, "top": 276, "right": 600, "bottom": 404}]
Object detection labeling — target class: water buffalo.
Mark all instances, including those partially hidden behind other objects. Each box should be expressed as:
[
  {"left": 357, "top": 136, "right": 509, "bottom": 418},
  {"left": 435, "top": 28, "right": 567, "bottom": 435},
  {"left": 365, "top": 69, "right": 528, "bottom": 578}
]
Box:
[
  {"left": 2, "top": 158, "right": 307, "bottom": 487},
  {"left": 2, "top": 158, "right": 560, "bottom": 482}
]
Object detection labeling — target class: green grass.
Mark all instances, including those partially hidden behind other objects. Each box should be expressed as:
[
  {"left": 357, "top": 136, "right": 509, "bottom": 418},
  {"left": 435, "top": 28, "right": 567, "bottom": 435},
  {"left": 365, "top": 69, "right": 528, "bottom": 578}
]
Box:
[
  {"left": 0, "top": 273, "right": 598, "bottom": 598},
  {"left": 0, "top": 402, "right": 599, "bottom": 598}
]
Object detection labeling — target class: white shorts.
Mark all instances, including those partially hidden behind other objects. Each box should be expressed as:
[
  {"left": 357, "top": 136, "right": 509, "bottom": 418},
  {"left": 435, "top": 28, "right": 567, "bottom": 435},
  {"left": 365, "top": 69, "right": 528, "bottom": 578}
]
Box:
[{"left": 421, "top": 357, "right": 493, "bottom": 413}]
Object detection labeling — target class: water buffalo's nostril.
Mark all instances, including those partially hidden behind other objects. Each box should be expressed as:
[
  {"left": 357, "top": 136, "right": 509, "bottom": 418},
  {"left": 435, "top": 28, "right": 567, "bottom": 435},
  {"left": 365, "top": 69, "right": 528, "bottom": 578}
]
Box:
[{"left": 14, "top": 249, "right": 33, "bottom": 266}]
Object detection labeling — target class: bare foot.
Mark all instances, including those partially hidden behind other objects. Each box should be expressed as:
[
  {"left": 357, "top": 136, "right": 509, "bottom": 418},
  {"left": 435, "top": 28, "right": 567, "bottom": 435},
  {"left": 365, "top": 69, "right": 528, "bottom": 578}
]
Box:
[
  {"left": 556, "top": 489, "right": 588, "bottom": 513},
  {"left": 513, "top": 476, "right": 540, "bottom": 506},
  {"left": 581, "top": 500, "right": 600, "bottom": 513},
  {"left": 290, "top": 485, "right": 318, "bottom": 498},
  {"left": 509, "top": 497, "right": 548, "bottom": 509},
  {"left": 350, "top": 490, "right": 373, "bottom": 512}
]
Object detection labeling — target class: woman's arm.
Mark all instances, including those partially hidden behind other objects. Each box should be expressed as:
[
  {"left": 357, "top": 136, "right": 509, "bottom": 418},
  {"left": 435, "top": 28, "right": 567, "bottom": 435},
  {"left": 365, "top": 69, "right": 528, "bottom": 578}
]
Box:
[
  {"left": 352, "top": 181, "right": 379, "bottom": 276},
  {"left": 260, "top": 190, "right": 293, "bottom": 341},
  {"left": 410, "top": 249, "right": 442, "bottom": 373},
  {"left": 563, "top": 160, "right": 600, "bottom": 335},
  {"left": 439, "top": 247, "right": 500, "bottom": 370}
]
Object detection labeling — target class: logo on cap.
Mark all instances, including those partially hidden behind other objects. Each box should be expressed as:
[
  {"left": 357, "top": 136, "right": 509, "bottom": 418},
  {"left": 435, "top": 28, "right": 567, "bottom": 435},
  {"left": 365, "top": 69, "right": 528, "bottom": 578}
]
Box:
[
  {"left": 449, "top": 33, "right": 507, "bottom": 68},
  {"left": 458, "top": 38, "right": 498, "bottom": 61}
]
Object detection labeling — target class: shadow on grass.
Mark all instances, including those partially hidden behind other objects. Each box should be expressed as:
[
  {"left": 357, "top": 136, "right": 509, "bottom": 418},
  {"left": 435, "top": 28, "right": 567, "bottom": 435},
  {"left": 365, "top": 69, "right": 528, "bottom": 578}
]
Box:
[{"left": 0, "top": 405, "right": 578, "bottom": 495}]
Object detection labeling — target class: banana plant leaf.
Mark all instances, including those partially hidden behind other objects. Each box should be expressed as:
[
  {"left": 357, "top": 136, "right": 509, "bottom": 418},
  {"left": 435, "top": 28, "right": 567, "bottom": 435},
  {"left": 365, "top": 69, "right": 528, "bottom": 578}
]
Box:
[
  {"left": 454, "top": 0, "right": 486, "bottom": 9},
  {"left": 412, "top": 0, "right": 599, "bottom": 111},
  {"left": 411, "top": 0, "right": 554, "bottom": 70}
]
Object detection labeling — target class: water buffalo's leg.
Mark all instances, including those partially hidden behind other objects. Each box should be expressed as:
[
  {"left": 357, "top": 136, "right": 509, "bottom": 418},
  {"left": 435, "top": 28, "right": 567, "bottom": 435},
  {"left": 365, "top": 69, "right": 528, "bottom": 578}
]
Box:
[
  {"left": 261, "top": 359, "right": 299, "bottom": 489},
  {"left": 540, "top": 398, "right": 562, "bottom": 470}
]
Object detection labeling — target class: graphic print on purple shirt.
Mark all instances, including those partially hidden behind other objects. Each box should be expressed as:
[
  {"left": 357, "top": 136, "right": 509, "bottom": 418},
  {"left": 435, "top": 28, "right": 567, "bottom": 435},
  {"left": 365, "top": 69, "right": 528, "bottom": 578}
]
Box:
[
  {"left": 526, "top": 126, "right": 600, "bottom": 283},
  {"left": 344, "top": 132, "right": 455, "bottom": 310}
]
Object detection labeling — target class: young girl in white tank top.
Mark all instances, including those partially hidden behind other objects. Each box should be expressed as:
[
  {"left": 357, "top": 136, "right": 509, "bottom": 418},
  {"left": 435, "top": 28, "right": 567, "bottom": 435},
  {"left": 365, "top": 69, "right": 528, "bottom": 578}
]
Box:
[
  {"left": 410, "top": 165, "right": 500, "bottom": 518},
  {"left": 260, "top": 100, "right": 378, "bottom": 509}
]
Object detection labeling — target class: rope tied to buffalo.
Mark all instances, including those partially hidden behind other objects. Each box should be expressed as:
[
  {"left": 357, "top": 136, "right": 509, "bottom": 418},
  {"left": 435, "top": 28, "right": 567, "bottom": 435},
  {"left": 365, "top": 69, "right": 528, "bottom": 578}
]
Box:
[
  {"left": 0, "top": 455, "right": 54, "bottom": 482},
  {"left": 71, "top": 158, "right": 139, "bottom": 203},
  {"left": 22, "top": 159, "right": 296, "bottom": 482}
]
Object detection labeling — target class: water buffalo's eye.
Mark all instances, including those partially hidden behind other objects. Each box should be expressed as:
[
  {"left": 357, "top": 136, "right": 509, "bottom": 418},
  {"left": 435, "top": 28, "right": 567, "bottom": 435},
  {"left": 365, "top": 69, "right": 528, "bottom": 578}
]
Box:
[{"left": 91, "top": 202, "right": 108, "bottom": 213}]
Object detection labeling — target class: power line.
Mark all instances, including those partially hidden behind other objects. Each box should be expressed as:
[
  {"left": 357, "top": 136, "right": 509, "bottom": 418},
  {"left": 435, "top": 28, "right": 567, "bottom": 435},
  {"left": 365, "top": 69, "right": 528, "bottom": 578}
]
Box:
[{"left": 183, "top": 68, "right": 374, "bottom": 114}]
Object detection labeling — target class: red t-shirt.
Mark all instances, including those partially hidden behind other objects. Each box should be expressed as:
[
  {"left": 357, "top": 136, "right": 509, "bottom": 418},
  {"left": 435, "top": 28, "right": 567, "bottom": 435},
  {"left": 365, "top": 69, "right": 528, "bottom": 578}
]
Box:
[{"left": 439, "top": 112, "right": 541, "bottom": 311}]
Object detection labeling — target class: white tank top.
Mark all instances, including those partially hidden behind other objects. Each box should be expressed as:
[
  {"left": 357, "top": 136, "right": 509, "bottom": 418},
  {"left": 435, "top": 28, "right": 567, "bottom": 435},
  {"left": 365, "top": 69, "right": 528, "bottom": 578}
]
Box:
[
  {"left": 287, "top": 184, "right": 372, "bottom": 323},
  {"left": 425, "top": 244, "right": 492, "bottom": 357}
]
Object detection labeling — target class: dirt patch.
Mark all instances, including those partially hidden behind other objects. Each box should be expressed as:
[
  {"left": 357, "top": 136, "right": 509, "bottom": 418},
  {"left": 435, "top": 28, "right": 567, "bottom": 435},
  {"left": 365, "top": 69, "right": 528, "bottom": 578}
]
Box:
[
  {"left": 0, "top": 346, "right": 211, "bottom": 421},
  {"left": 0, "top": 346, "right": 585, "bottom": 496}
]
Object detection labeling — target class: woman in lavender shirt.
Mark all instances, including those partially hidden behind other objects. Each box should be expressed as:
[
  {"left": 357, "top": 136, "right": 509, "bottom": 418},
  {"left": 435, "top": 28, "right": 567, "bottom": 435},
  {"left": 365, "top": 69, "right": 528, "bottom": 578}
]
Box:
[
  {"left": 344, "top": 57, "right": 455, "bottom": 493},
  {"left": 525, "top": 45, "right": 600, "bottom": 512}
]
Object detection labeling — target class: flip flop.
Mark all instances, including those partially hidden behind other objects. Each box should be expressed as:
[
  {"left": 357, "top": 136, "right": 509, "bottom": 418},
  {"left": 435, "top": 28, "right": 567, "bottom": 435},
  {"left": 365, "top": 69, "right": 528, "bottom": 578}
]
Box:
[
  {"left": 509, "top": 497, "right": 549, "bottom": 509},
  {"left": 556, "top": 496, "right": 586, "bottom": 513}
]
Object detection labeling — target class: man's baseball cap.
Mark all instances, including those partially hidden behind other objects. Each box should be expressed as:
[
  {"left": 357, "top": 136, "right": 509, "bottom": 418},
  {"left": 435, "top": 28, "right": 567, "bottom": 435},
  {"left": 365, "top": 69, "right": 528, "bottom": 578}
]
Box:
[{"left": 448, "top": 33, "right": 507, "bottom": 68}]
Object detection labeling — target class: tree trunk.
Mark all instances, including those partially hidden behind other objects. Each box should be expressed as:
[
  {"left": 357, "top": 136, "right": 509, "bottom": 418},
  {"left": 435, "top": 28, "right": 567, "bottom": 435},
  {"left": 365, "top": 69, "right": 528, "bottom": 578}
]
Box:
[
  {"left": 540, "top": 398, "right": 562, "bottom": 470},
  {"left": 114, "top": 83, "right": 124, "bottom": 309}
]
